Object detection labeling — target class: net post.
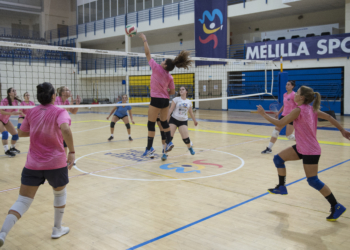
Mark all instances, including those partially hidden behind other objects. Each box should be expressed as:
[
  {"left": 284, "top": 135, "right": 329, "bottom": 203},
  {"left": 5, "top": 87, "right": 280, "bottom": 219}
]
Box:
[{"left": 278, "top": 72, "right": 288, "bottom": 136}]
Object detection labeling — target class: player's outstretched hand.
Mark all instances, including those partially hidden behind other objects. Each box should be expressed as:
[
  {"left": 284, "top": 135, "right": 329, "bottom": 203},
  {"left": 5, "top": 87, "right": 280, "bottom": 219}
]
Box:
[
  {"left": 256, "top": 105, "right": 266, "bottom": 116},
  {"left": 194, "top": 121, "right": 198, "bottom": 126},
  {"left": 106, "top": 116, "right": 110, "bottom": 120},
  {"left": 139, "top": 33, "right": 146, "bottom": 41},
  {"left": 67, "top": 152, "right": 75, "bottom": 170},
  {"left": 341, "top": 129, "right": 350, "bottom": 140},
  {"left": 132, "top": 120, "right": 135, "bottom": 124}
]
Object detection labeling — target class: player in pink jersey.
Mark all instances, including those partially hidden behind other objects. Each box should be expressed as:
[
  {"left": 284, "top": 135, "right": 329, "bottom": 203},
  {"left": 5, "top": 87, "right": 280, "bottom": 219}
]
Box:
[
  {"left": 139, "top": 33, "right": 192, "bottom": 161},
  {"left": 18, "top": 92, "right": 35, "bottom": 130},
  {"left": 257, "top": 86, "right": 350, "bottom": 221},
  {"left": 0, "top": 82, "right": 75, "bottom": 248},
  {"left": 55, "top": 86, "right": 80, "bottom": 155},
  {"left": 262, "top": 81, "right": 297, "bottom": 154},
  {"left": 0, "top": 88, "right": 23, "bottom": 157}
]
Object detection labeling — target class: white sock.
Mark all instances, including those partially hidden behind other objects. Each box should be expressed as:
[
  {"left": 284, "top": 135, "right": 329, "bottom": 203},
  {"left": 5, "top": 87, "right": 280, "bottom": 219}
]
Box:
[
  {"left": 129, "top": 135, "right": 131, "bottom": 138},
  {"left": 54, "top": 208, "right": 65, "bottom": 229},
  {"left": 1, "top": 214, "right": 18, "bottom": 236},
  {"left": 11, "top": 144, "right": 15, "bottom": 148},
  {"left": 111, "top": 134, "right": 113, "bottom": 137},
  {"left": 268, "top": 142, "right": 274, "bottom": 149},
  {"left": 3, "top": 145, "right": 8, "bottom": 152}
]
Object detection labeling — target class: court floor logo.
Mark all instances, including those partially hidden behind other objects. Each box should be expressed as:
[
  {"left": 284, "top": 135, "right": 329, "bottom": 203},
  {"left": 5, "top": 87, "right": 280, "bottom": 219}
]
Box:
[{"left": 160, "top": 160, "right": 223, "bottom": 174}]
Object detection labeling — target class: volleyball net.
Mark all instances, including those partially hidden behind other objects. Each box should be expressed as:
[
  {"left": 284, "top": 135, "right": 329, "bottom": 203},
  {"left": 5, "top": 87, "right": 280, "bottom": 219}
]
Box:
[{"left": 0, "top": 40, "right": 274, "bottom": 110}]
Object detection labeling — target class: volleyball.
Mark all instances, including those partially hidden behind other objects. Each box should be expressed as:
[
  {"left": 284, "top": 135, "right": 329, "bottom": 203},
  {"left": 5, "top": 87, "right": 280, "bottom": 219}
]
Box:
[{"left": 125, "top": 25, "right": 137, "bottom": 37}]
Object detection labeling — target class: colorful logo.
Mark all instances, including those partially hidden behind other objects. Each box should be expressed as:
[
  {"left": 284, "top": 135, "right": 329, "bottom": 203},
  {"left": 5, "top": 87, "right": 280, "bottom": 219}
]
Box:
[
  {"left": 198, "top": 9, "right": 224, "bottom": 49},
  {"left": 160, "top": 160, "right": 223, "bottom": 174}
]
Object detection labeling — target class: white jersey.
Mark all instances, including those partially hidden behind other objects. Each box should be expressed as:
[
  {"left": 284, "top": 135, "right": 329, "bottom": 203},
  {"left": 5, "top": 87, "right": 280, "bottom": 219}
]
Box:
[{"left": 171, "top": 97, "right": 192, "bottom": 121}]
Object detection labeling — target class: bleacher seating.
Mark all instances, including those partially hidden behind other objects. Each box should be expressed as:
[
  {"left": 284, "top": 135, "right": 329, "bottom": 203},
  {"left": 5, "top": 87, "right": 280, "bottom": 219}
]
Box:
[
  {"left": 306, "top": 33, "right": 315, "bottom": 37},
  {"left": 291, "top": 35, "right": 300, "bottom": 39},
  {"left": 321, "top": 32, "right": 331, "bottom": 36},
  {"left": 277, "top": 37, "right": 286, "bottom": 40}
]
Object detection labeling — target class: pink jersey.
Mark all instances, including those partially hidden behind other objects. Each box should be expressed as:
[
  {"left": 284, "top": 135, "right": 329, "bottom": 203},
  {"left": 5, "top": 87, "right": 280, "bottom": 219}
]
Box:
[
  {"left": 19, "top": 101, "right": 35, "bottom": 118},
  {"left": 20, "top": 104, "right": 71, "bottom": 170},
  {"left": 54, "top": 96, "right": 70, "bottom": 105},
  {"left": 293, "top": 104, "right": 321, "bottom": 155},
  {"left": 149, "top": 59, "right": 175, "bottom": 99},
  {"left": 0, "top": 98, "right": 20, "bottom": 124},
  {"left": 282, "top": 91, "right": 297, "bottom": 116}
]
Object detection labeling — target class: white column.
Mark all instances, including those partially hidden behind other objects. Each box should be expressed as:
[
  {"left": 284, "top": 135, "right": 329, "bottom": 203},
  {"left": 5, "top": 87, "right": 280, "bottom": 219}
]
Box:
[{"left": 125, "top": 34, "right": 131, "bottom": 96}]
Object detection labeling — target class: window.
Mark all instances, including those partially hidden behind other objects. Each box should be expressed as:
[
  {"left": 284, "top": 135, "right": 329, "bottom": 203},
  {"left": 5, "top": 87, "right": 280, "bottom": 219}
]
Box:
[
  {"left": 104, "top": 0, "right": 110, "bottom": 18},
  {"left": 164, "top": 0, "right": 172, "bottom": 5},
  {"left": 136, "top": 0, "right": 143, "bottom": 11},
  {"left": 84, "top": 3, "right": 89, "bottom": 23},
  {"left": 128, "top": 0, "right": 135, "bottom": 13},
  {"left": 145, "top": 0, "right": 152, "bottom": 9},
  {"left": 97, "top": 0, "right": 103, "bottom": 20},
  {"left": 118, "top": 0, "right": 125, "bottom": 15},
  {"left": 154, "top": 0, "right": 162, "bottom": 7},
  {"left": 111, "top": 0, "right": 117, "bottom": 17},
  {"left": 78, "top": 5, "right": 83, "bottom": 24},
  {"left": 91, "top": 2, "right": 97, "bottom": 22}
]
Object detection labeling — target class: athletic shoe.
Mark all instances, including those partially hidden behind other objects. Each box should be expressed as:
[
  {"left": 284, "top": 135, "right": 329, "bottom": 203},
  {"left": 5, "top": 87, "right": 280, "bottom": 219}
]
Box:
[
  {"left": 190, "top": 141, "right": 193, "bottom": 147},
  {"left": 129, "top": 137, "right": 133, "bottom": 141},
  {"left": 10, "top": 147, "right": 20, "bottom": 154},
  {"left": 162, "top": 149, "right": 168, "bottom": 156},
  {"left": 142, "top": 147, "right": 155, "bottom": 157},
  {"left": 5, "top": 150, "right": 15, "bottom": 158},
  {"left": 108, "top": 136, "right": 114, "bottom": 141},
  {"left": 165, "top": 142, "right": 174, "bottom": 152},
  {"left": 261, "top": 147, "right": 272, "bottom": 154},
  {"left": 150, "top": 152, "right": 155, "bottom": 159},
  {"left": 327, "top": 203, "right": 346, "bottom": 221},
  {"left": 189, "top": 147, "right": 195, "bottom": 155},
  {"left": 161, "top": 153, "right": 167, "bottom": 161},
  {"left": 51, "top": 226, "right": 70, "bottom": 239},
  {"left": 268, "top": 185, "right": 288, "bottom": 195},
  {"left": 0, "top": 232, "right": 6, "bottom": 247}
]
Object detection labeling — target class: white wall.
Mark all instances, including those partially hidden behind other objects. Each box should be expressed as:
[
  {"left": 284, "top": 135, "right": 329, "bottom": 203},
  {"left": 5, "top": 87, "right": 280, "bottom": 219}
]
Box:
[{"left": 231, "top": 8, "right": 345, "bottom": 44}]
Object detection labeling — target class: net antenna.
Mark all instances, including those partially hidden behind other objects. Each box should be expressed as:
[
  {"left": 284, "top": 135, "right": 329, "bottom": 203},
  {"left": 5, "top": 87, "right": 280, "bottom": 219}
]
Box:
[{"left": 0, "top": 41, "right": 274, "bottom": 109}]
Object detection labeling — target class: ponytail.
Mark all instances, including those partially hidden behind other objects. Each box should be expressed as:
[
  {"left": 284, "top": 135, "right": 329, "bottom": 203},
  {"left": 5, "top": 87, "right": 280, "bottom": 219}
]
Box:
[
  {"left": 299, "top": 86, "right": 321, "bottom": 111},
  {"left": 165, "top": 50, "right": 193, "bottom": 71},
  {"left": 313, "top": 92, "right": 321, "bottom": 111},
  {"left": 6, "top": 87, "right": 21, "bottom": 106}
]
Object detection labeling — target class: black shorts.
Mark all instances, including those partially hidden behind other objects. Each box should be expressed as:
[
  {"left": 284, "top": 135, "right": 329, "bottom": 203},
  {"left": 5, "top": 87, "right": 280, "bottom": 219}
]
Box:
[
  {"left": 156, "top": 118, "right": 161, "bottom": 122},
  {"left": 169, "top": 116, "right": 188, "bottom": 127},
  {"left": 292, "top": 145, "right": 320, "bottom": 165},
  {"left": 280, "top": 115, "right": 293, "bottom": 125},
  {"left": 150, "top": 97, "right": 169, "bottom": 109},
  {"left": 21, "top": 166, "right": 69, "bottom": 188},
  {"left": 63, "top": 140, "right": 67, "bottom": 148},
  {"left": 114, "top": 114, "right": 127, "bottom": 119}
]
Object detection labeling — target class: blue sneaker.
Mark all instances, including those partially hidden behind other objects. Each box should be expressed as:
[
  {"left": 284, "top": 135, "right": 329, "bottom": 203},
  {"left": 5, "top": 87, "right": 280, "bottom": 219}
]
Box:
[
  {"left": 142, "top": 147, "right": 155, "bottom": 157},
  {"left": 161, "top": 153, "right": 167, "bottom": 161},
  {"left": 165, "top": 142, "right": 174, "bottom": 152},
  {"left": 268, "top": 185, "right": 288, "bottom": 195},
  {"left": 327, "top": 203, "right": 346, "bottom": 221},
  {"left": 162, "top": 149, "right": 168, "bottom": 156},
  {"left": 189, "top": 147, "right": 195, "bottom": 155}
]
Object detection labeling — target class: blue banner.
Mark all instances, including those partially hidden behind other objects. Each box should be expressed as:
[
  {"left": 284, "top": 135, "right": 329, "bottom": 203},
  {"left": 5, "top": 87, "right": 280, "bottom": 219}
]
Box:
[
  {"left": 246, "top": 33, "right": 350, "bottom": 61},
  {"left": 195, "top": 0, "right": 227, "bottom": 65}
]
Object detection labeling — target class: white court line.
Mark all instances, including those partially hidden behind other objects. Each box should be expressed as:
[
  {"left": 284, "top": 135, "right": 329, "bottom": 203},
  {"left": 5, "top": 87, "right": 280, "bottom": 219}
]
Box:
[{"left": 72, "top": 125, "right": 110, "bottom": 133}]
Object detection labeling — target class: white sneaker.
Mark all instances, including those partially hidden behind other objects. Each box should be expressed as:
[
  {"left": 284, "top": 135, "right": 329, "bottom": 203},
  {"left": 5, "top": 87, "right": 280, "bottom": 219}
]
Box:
[
  {"left": 51, "top": 226, "right": 70, "bottom": 239},
  {"left": 0, "top": 232, "right": 6, "bottom": 247}
]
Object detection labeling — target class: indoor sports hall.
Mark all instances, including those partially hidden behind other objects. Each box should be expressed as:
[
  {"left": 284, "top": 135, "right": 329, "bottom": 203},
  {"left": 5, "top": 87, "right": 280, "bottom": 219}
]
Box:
[{"left": 0, "top": 0, "right": 350, "bottom": 249}]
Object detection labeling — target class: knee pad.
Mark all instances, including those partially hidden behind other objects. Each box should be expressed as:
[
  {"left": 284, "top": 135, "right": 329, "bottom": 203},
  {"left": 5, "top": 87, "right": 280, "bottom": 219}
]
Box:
[
  {"left": 53, "top": 187, "right": 67, "bottom": 207},
  {"left": 110, "top": 122, "right": 115, "bottom": 128},
  {"left": 287, "top": 134, "right": 295, "bottom": 141},
  {"left": 160, "top": 131, "right": 166, "bottom": 140},
  {"left": 183, "top": 137, "right": 191, "bottom": 144},
  {"left": 125, "top": 123, "right": 130, "bottom": 129},
  {"left": 147, "top": 121, "right": 156, "bottom": 132},
  {"left": 160, "top": 120, "right": 169, "bottom": 130},
  {"left": 272, "top": 129, "right": 280, "bottom": 138},
  {"left": 9, "top": 195, "right": 33, "bottom": 217},
  {"left": 273, "top": 154, "right": 285, "bottom": 168},
  {"left": 12, "top": 134, "right": 19, "bottom": 141},
  {"left": 17, "top": 123, "right": 22, "bottom": 129},
  {"left": 307, "top": 176, "right": 325, "bottom": 191},
  {"left": 2, "top": 131, "right": 9, "bottom": 140}
]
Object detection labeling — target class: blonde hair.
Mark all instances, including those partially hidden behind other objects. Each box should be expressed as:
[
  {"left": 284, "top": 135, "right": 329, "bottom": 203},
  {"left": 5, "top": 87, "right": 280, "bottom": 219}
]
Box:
[{"left": 299, "top": 85, "right": 321, "bottom": 111}]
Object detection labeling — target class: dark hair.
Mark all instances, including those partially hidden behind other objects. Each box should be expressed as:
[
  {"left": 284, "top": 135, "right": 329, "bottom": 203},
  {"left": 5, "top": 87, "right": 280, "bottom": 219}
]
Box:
[
  {"left": 37, "top": 82, "right": 55, "bottom": 105},
  {"left": 288, "top": 80, "right": 296, "bottom": 88},
  {"left": 6, "top": 88, "right": 22, "bottom": 106},
  {"left": 299, "top": 85, "right": 321, "bottom": 111},
  {"left": 177, "top": 86, "right": 188, "bottom": 98},
  {"left": 23, "top": 92, "right": 28, "bottom": 98},
  {"left": 165, "top": 50, "right": 193, "bottom": 71}
]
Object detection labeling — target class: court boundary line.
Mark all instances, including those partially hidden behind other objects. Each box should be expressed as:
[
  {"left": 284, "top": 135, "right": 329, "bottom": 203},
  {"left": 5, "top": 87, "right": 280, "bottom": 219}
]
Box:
[{"left": 126, "top": 158, "right": 350, "bottom": 250}]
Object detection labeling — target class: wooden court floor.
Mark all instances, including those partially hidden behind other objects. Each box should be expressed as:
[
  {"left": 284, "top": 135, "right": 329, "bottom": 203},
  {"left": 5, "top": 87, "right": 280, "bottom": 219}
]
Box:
[{"left": 1, "top": 107, "right": 350, "bottom": 250}]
